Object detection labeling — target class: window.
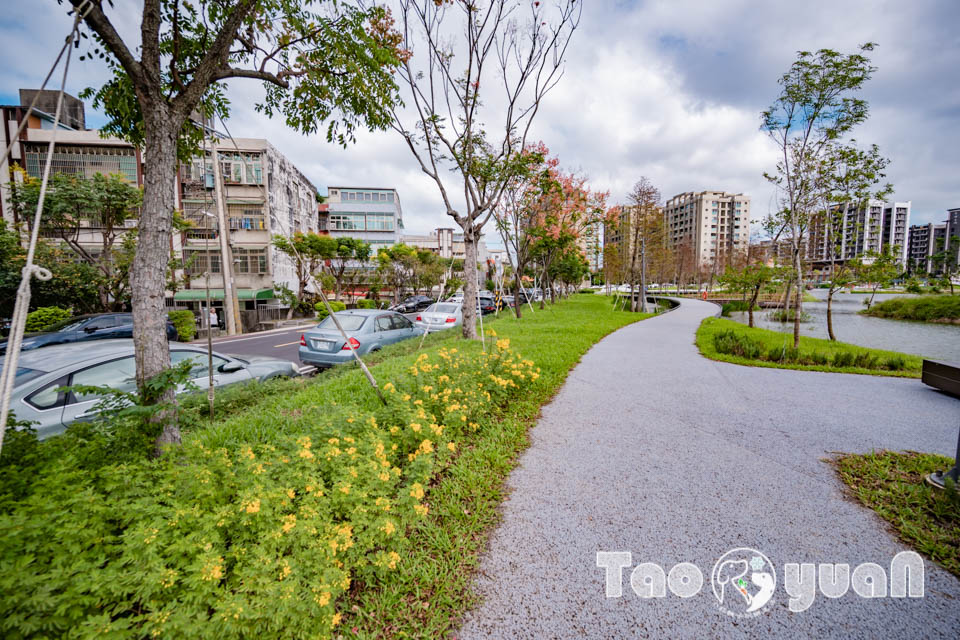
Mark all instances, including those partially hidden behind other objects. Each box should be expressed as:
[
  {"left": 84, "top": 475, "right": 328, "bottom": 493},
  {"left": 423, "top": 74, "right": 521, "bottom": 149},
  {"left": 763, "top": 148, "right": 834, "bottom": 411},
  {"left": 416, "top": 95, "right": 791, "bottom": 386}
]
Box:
[
  {"left": 234, "top": 248, "right": 268, "bottom": 274},
  {"left": 184, "top": 251, "right": 222, "bottom": 275},
  {"left": 171, "top": 350, "right": 229, "bottom": 379},
  {"left": 69, "top": 357, "right": 137, "bottom": 404},
  {"left": 366, "top": 212, "right": 394, "bottom": 231},
  {"left": 375, "top": 316, "right": 393, "bottom": 332},
  {"left": 329, "top": 213, "right": 366, "bottom": 231},
  {"left": 26, "top": 376, "right": 67, "bottom": 410},
  {"left": 25, "top": 144, "right": 138, "bottom": 183},
  {"left": 83, "top": 316, "right": 118, "bottom": 331},
  {"left": 391, "top": 315, "right": 413, "bottom": 330}
]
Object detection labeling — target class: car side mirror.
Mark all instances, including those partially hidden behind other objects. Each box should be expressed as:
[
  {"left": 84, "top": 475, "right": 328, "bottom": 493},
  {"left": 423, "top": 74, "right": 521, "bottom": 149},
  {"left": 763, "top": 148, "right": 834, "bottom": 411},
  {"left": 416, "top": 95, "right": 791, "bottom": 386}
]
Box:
[
  {"left": 83, "top": 327, "right": 97, "bottom": 333},
  {"left": 219, "top": 361, "right": 245, "bottom": 373}
]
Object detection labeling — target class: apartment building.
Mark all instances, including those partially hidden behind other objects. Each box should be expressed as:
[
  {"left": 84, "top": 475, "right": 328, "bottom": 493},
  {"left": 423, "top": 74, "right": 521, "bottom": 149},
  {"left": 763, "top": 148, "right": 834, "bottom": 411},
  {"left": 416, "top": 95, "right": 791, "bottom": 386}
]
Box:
[
  {"left": 662, "top": 191, "right": 751, "bottom": 267},
  {"left": 2, "top": 89, "right": 142, "bottom": 228},
  {"left": 807, "top": 200, "right": 911, "bottom": 266},
  {"left": 321, "top": 186, "right": 404, "bottom": 253},
  {"left": 579, "top": 219, "right": 603, "bottom": 272},
  {"left": 906, "top": 208, "right": 960, "bottom": 274},
  {"left": 173, "top": 137, "right": 319, "bottom": 314}
]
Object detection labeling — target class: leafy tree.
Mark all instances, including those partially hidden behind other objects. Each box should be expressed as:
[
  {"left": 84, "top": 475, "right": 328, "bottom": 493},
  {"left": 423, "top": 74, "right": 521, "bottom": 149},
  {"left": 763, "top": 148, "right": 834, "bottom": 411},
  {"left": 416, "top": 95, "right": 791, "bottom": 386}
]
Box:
[
  {"left": 718, "top": 263, "right": 780, "bottom": 328},
  {"left": 389, "top": 0, "right": 581, "bottom": 338},
  {"left": 931, "top": 234, "right": 959, "bottom": 294},
  {"left": 67, "top": 0, "right": 406, "bottom": 451},
  {"left": 319, "top": 236, "right": 372, "bottom": 301},
  {"left": 859, "top": 247, "right": 902, "bottom": 309},
  {"left": 9, "top": 171, "right": 142, "bottom": 311},
  {"left": 761, "top": 43, "right": 878, "bottom": 348},
  {"left": 272, "top": 232, "right": 328, "bottom": 317}
]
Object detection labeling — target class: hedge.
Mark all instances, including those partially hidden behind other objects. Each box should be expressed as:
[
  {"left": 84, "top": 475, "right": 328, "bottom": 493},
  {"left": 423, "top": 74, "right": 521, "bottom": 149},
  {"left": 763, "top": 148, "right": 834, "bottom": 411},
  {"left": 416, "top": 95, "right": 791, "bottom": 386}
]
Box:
[
  {"left": 0, "top": 340, "right": 535, "bottom": 638},
  {"left": 24, "top": 306, "right": 71, "bottom": 332},
  {"left": 167, "top": 310, "right": 196, "bottom": 341},
  {"left": 314, "top": 300, "right": 347, "bottom": 321}
]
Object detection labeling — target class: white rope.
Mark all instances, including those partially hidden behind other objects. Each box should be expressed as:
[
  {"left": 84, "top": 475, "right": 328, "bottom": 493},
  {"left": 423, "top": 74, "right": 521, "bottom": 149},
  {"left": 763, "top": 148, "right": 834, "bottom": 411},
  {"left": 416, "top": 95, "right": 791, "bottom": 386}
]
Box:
[{"left": 0, "top": 4, "right": 89, "bottom": 455}]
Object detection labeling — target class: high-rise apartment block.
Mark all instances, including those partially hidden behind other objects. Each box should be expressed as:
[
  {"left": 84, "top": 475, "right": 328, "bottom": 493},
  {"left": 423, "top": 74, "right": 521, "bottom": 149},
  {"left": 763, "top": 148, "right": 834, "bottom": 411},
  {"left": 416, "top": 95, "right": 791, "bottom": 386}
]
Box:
[
  {"left": 906, "top": 207, "right": 960, "bottom": 274},
  {"left": 807, "top": 200, "right": 910, "bottom": 266},
  {"left": 663, "top": 191, "right": 751, "bottom": 266}
]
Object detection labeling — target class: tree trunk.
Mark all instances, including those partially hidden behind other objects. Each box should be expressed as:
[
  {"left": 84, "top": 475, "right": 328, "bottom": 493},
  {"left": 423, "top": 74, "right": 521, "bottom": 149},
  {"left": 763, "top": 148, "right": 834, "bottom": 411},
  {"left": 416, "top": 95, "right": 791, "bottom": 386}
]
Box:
[
  {"left": 135, "top": 107, "right": 181, "bottom": 453},
  {"left": 513, "top": 276, "right": 523, "bottom": 319},
  {"left": 793, "top": 254, "right": 803, "bottom": 349},
  {"left": 461, "top": 230, "right": 478, "bottom": 339},
  {"left": 827, "top": 289, "right": 836, "bottom": 341},
  {"left": 748, "top": 286, "right": 759, "bottom": 328}
]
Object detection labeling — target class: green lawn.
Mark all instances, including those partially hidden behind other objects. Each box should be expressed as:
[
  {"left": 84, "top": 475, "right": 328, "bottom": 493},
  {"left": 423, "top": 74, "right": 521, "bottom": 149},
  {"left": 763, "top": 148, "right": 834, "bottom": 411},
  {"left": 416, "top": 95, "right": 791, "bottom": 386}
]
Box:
[
  {"left": 0, "top": 295, "right": 651, "bottom": 639},
  {"left": 696, "top": 317, "right": 923, "bottom": 378},
  {"left": 833, "top": 451, "right": 960, "bottom": 577},
  {"left": 861, "top": 294, "right": 960, "bottom": 323}
]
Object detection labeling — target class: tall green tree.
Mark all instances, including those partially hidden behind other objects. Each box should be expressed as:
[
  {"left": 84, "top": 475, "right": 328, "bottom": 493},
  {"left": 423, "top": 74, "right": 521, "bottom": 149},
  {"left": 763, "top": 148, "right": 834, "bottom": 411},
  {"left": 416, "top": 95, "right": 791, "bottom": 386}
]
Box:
[
  {"left": 762, "top": 43, "right": 878, "bottom": 348},
  {"left": 10, "top": 171, "right": 142, "bottom": 311},
  {"left": 272, "top": 232, "right": 328, "bottom": 318},
  {"left": 718, "top": 263, "right": 781, "bottom": 328},
  {"left": 67, "top": 0, "right": 405, "bottom": 450},
  {"left": 860, "top": 247, "right": 902, "bottom": 309}
]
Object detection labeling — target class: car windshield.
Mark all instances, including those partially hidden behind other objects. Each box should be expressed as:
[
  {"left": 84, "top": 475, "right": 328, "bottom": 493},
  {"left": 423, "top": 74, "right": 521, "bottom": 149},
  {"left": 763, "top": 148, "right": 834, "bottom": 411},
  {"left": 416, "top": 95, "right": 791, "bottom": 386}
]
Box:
[
  {"left": 14, "top": 367, "right": 46, "bottom": 386},
  {"left": 426, "top": 303, "right": 459, "bottom": 313},
  {"left": 317, "top": 314, "right": 367, "bottom": 331}
]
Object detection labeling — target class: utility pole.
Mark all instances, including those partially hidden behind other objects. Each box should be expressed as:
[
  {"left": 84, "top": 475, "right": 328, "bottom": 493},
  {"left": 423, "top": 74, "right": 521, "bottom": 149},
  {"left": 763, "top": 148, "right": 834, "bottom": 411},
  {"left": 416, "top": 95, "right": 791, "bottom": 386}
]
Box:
[{"left": 211, "top": 143, "right": 241, "bottom": 335}]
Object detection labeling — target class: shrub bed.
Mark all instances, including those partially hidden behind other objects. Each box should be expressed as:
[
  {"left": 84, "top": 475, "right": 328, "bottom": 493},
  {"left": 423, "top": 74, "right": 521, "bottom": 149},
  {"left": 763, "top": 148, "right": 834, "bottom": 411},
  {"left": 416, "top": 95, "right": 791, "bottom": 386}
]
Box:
[
  {"left": 167, "top": 309, "right": 196, "bottom": 341},
  {"left": 697, "top": 317, "right": 922, "bottom": 378},
  {"left": 23, "top": 306, "right": 71, "bottom": 332},
  {"left": 314, "top": 299, "right": 347, "bottom": 320},
  {"left": 0, "top": 340, "right": 537, "bottom": 637},
  {"left": 861, "top": 294, "right": 960, "bottom": 323}
]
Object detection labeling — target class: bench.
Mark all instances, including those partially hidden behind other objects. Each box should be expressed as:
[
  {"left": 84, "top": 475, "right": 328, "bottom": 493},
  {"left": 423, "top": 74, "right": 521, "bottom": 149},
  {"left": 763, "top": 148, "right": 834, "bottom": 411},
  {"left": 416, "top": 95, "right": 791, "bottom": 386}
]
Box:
[{"left": 922, "top": 360, "right": 960, "bottom": 398}]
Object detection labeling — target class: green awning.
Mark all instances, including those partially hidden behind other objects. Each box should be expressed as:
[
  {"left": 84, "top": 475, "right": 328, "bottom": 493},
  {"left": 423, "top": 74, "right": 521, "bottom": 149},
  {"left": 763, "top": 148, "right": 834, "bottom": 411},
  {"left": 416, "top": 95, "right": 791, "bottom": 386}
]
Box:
[{"left": 173, "top": 288, "right": 274, "bottom": 301}]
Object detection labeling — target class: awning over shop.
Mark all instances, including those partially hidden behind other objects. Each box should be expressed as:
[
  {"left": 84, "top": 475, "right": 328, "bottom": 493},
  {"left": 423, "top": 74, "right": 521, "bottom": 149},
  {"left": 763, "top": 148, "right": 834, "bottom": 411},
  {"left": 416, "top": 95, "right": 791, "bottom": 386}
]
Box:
[{"left": 173, "top": 288, "right": 275, "bottom": 301}]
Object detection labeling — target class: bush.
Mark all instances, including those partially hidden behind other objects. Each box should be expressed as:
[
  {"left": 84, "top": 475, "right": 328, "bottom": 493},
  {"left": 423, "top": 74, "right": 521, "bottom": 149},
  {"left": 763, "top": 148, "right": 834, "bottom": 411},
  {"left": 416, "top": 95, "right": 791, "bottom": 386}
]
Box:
[
  {"left": 167, "top": 310, "right": 196, "bottom": 341},
  {"left": 720, "top": 300, "right": 755, "bottom": 316},
  {"left": 904, "top": 279, "right": 923, "bottom": 294},
  {"left": 356, "top": 299, "right": 381, "bottom": 310},
  {"left": 884, "top": 356, "right": 906, "bottom": 371},
  {"left": 314, "top": 299, "right": 347, "bottom": 320},
  {"left": 768, "top": 308, "right": 811, "bottom": 323},
  {"left": 862, "top": 295, "right": 960, "bottom": 323},
  {"left": 713, "top": 330, "right": 764, "bottom": 359},
  {"left": 23, "top": 306, "right": 71, "bottom": 332},
  {"left": 0, "top": 339, "right": 536, "bottom": 638},
  {"left": 832, "top": 351, "right": 854, "bottom": 368}
]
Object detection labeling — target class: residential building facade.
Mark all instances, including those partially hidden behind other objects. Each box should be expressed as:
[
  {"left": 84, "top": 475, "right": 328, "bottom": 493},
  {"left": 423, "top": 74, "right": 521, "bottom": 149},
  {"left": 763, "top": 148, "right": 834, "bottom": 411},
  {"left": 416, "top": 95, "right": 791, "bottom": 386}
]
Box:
[
  {"left": 807, "top": 200, "right": 911, "bottom": 266},
  {"left": 321, "top": 186, "right": 404, "bottom": 254},
  {"left": 401, "top": 227, "right": 489, "bottom": 264},
  {"left": 663, "top": 191, "right": 751, "bottom": 267},
  {"left": 173, "top": 137, "right": 319, "bottom": 317},
  {"left": 905, "top": 208, "right": 960, "bottom": 274}
]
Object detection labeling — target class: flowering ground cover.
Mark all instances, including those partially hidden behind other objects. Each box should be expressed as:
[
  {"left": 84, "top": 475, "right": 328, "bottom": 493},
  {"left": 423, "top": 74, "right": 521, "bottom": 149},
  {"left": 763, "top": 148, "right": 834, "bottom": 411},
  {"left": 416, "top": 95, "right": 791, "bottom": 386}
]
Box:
[{"left": 0, "top": 295, "right": 649, "bottom": 639}]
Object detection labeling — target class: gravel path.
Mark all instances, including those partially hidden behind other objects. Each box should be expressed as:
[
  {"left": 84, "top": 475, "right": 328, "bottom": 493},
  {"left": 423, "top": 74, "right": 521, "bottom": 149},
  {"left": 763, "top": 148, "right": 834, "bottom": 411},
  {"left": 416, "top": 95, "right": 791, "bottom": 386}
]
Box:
[{"left": 458, "top": 297, "right": 960, "bottom": 639}]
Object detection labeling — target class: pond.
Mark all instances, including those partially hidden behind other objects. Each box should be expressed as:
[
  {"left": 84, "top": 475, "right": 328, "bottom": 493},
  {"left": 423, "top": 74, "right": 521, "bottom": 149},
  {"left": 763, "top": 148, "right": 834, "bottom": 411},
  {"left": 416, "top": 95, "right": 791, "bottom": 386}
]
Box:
[{"left": 728, "top": 289, "right": 960, "bottom": 362}]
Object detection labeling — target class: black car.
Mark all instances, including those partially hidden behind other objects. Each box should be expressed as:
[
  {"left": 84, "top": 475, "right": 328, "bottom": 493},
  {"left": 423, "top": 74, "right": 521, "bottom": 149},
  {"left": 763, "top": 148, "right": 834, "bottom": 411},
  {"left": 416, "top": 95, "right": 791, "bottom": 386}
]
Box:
[
  {"left": 389, "top": 295, "right": 436, "bottom": 313},
  {"left": 478, "top": 296, "right": 500, "bottom": 315},
  {"left": 0, "top": 313, "right": 179, "bottom": 354}
]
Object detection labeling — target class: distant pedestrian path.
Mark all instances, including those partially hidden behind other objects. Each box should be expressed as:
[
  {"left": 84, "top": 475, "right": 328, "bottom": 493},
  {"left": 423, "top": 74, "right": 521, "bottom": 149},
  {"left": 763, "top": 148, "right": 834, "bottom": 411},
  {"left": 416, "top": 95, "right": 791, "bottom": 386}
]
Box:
[{"left": 459, "top": 297, "right": 960, "bottom": 639}]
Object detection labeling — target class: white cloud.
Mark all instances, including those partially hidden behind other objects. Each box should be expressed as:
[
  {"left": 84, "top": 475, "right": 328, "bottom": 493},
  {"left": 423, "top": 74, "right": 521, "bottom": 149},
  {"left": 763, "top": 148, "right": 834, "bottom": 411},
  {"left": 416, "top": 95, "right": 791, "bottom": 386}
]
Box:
[{"left": 1, "top": 0, "right": 956, "bottom": 240}]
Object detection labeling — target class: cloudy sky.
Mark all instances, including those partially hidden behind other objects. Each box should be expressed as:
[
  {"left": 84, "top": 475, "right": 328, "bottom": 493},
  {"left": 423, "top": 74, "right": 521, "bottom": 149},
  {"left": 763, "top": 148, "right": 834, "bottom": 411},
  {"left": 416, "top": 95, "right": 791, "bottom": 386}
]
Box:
[{"left": 1, "top": 0, "right": 958, "bottom": 245}]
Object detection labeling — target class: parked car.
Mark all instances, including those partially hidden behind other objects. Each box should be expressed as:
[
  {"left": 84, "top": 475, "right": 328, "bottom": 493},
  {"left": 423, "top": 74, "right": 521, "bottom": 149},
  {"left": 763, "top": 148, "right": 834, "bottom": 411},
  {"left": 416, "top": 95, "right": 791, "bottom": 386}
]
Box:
[
  {"left": 1, "top": 340, "right": 300, "bottom": 440},
  {"left": 389, "top": 295, "right": 435, "bottom": 313},
  {"left": 414, "top": 302, "right": 463, "bottom": 330},
  {"left": 477, "top": 295, "right": 499, "bottom": 314},
  {"left": 299, "top": 309, "right": 419, "bottom": 369},
  {"left": 0, "top": 313, "right": 179, "bottom": 355}
]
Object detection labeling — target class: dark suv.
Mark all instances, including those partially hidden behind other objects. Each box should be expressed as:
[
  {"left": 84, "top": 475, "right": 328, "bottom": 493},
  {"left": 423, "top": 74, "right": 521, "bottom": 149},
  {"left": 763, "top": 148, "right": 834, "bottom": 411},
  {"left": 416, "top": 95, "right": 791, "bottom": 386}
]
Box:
[
  {"left": 390, "top": 295, "right": 436, "bottom": 313},
  {"left": 0, "top": 313, "right": 179, "bottom": 354}
]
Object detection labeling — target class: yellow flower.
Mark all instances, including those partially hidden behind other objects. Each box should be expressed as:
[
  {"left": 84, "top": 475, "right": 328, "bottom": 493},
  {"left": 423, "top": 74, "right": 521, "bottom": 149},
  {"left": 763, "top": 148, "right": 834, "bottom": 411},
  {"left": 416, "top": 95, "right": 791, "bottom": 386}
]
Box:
[
  {"left": 339, "top": 484, "right": 351, "bottom": 495},
  {"left": 410, "top": 422, "right": 422, "bottom": 432},
  {"left": 422, "top": 385, "right": 433, "bottom": 393},
  {"left": 488, "top": 329, "right": 497, "bottom": 336},
  {"left": 317, "top": 591, "right": 331, "bottom": 606},
  {"left": 383, "top": 382, "right": 395, "bottom": 393},
  {"left": 387, "top": 551, "right": 401, "bottom": 569},
  {"left": 419, "top": 439, "right": 434, "bottom": 454},
  {"left": 347, "top": 417, "right": 354, "bottom": 423},
  {"left": 287, "top": 489, "right": 296, "bottom": 500},
  {"left": 447, "top": 442, "right": 456, "bottom": 452},
  {"left": 244, "top": 499, "right": 261, "bottom": 514},
  {"left": 201, "top": 557, "right": 225, "bottom": 581},
  {"left": 410, "top": 483, "right": 425, "bottom": 500},
  {"left": 298, "top": 448, "right": 314, "bottom": 459},
  {"left": 414, "top": 504, "right": 429, "bottom": 517},
  {"left": 332, "top": 612, "right": 342, "bottom": 627},
  {"left": 383, "top": 520, "right": 396, "bottom": 536},
  {"left": 282, "top": 514, "right": 297, "bottom": 533}
]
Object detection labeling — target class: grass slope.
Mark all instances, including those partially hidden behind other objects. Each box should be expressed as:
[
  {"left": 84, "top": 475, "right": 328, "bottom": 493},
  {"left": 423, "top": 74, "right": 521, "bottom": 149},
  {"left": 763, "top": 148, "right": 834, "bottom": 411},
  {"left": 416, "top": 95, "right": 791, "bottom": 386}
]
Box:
[
  {"left": 833, "top": 451, "right": 959, "bottom": 577},
  {"left": 861, "top": 295, "right": 960, "bottom": 324},
  {"left": 696, "top": 317, "right": 923, "bottom": 378}
]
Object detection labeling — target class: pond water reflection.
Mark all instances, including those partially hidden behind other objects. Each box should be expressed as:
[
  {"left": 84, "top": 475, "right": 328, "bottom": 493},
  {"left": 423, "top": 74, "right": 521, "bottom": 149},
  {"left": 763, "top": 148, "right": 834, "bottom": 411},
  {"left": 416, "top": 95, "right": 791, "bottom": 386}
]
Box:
[{"left": 728, "top": 289, "right": 960, "bottom": 362}]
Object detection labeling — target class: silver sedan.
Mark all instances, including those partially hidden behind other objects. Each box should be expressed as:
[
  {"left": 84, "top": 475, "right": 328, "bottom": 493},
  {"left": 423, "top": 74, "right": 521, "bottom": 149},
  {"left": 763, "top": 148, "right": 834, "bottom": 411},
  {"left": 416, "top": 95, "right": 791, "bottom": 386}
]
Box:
[
  {"left": 414, "top": 302, "right": 463, "bottom": 330},
  {"left": 2, "top": 339, "right": 300, "bottom": 440}
]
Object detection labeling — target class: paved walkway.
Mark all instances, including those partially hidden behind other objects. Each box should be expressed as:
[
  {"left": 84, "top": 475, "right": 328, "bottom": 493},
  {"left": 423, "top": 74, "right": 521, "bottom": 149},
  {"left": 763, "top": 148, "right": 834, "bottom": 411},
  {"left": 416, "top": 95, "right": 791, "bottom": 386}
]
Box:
[{"left": 459, "top": 298, "right": 960, "bottom": 638}]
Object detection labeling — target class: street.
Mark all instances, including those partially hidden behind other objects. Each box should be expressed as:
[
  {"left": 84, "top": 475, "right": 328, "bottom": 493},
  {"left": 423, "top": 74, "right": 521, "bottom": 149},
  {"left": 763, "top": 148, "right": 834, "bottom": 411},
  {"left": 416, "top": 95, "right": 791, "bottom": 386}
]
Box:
[{"left": 201, "top": 313, "right": 425, "bottom": 373}]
